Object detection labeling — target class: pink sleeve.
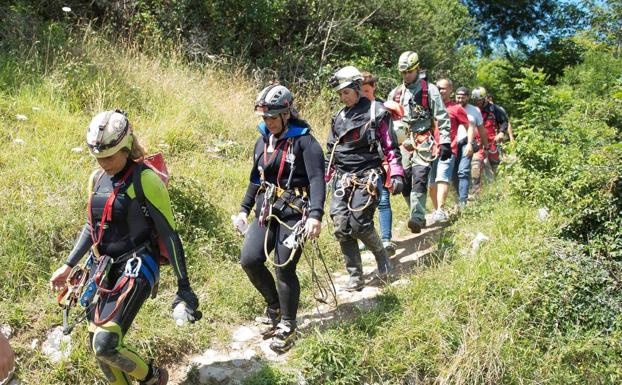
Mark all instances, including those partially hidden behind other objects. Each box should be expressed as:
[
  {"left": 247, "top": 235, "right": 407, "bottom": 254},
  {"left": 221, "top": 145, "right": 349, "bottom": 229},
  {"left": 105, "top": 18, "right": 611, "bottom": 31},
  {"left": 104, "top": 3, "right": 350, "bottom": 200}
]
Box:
[{"left": 377, "top": 118, "right": 404, "bottom": 177}]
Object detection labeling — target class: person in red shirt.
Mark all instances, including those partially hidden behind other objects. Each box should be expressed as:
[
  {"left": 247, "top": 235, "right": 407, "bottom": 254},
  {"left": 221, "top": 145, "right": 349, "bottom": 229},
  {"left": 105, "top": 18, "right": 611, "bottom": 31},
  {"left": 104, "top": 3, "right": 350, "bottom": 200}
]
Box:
[{"left": 429, "top": 78, "right": 469, "bottom": 222}]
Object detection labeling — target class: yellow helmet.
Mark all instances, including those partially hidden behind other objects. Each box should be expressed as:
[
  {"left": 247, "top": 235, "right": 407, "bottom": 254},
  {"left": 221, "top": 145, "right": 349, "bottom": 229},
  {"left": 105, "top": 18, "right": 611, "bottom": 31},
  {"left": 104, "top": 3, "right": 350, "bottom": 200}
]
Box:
[{"left": 398, "top": 51, "right": 419, "bottom": 72}]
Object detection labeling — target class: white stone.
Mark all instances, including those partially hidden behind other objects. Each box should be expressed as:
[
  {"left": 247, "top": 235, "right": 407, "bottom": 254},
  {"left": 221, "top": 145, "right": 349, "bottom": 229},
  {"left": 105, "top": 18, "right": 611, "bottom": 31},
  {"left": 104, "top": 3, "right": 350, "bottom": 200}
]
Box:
[
  {"left": 537, "top": 207, "right": 549, "bottom": 221},
  {"left": 391, "top": 278, "right": 411, "bottom": 286},
  {"left": 15, "top": 114, "right": 27, "bottom": 121},
  {"left": 41, "top": 326, "right": 72, "bottom": 363},
  {"left": 71, "top": 147, "right": 83, "bottom": 153},
  {"left": 471, "top": 232, "right": 489, "bottom": 253},
  {"left": 242, "top": 349, "right": 257, "bottom": 360},
  {"left": 198, "top": 366, "right": 230, "bottom": 385},
  {"left": 13, "top": 139, "right": 25, "bottom": 145},
  {"left": 30, "top": 339, "right": 39, "bottom": 350},
  {"left": 32, "top": 106, "right": 41, "bottom": 111},
  {"left": 1, "top": 325, "right": 12, "bottom": 338},
  {"left": 232, "top": 326, "right": 257, "bottom": 342}
]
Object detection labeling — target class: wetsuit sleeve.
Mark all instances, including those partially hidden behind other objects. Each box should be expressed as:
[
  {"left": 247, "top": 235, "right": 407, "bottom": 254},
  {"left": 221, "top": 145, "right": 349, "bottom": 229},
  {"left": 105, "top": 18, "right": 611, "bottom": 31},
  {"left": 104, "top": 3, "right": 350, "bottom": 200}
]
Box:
[
  {"left": 65, "top": 223, "right": 93, "bottom": 267},
  {"left": 494, "top": 105, "right": 509, "bottom": 134},
  {"left": 429, "top": 85, "right": 451, "bottom": 145},
  {"left": 301, "top": 135, "right": 326, "bottom": 221},
  {"left": 377, "top": 115, "right": 404, "bottom": 177},
  {"left": 240, "top": 139, "right": 262, "bottom": 215},
  {"left": 140, "top": 170, "right": 190, "bottom": 286}
]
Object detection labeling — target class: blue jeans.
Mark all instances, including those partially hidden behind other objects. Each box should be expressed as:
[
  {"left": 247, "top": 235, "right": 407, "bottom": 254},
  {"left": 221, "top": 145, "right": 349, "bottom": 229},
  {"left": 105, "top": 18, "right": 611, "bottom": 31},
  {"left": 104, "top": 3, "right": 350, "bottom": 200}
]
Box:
[
  {"left": 455, "top": 140, "right": 472, "bottom": 204},
  {"left": 377, "top": 180, "right": 392, "bottom": 241}
]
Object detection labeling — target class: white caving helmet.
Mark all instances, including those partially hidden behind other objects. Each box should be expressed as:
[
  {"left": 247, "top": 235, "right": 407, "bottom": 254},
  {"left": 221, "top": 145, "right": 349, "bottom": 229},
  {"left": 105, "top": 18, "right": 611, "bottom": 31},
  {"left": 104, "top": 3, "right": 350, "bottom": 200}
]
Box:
[
  {"left": 254, "top": 84, "right": 294, "bottom": 117},
  {"left": 86, "top": 109, "right": 133, "bottom": 158},
  {"left": 398, "top": 51, "right": 420, "bottom": 73},
  {"left": 329, "top": 66, "right": 363, "bottom": 91}
]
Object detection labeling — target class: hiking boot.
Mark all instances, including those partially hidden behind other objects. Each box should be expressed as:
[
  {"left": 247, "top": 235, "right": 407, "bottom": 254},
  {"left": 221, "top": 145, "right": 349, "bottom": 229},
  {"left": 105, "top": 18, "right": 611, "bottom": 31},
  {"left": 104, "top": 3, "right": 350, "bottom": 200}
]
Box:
[
  {"left": 269, "top": 321, "right": 297, "bottom": 353},
  {"left": 257, "top": 307, "right": 281, "bottom": 339},
  {"left": 407, "top": 218, "right": 425, "bottom": 233},
  {"left": 140, "top": 366, "right": 168, "bottom": 385},
  {"left": 345, "top": 275, "right": 365, "bottom": 291},
  {"left": 430, "top": 209, "right": 449, "bottom": 224},
  {"left": 376, "top": 256, "right": 393, "bottom": 279},
  {"left": 382, "top": 240, "right": 396, "bottom": 257}
]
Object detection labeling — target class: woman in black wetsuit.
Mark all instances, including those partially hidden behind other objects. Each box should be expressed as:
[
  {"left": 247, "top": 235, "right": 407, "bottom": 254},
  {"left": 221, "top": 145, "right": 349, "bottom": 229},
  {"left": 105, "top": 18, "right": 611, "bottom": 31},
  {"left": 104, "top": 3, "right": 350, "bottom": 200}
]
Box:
[
  {"left": 50, "top": 110, "right": 200, "bottom": 385},
  {"left": 233, "top": 85, "right": 326, "bottom": 353}
]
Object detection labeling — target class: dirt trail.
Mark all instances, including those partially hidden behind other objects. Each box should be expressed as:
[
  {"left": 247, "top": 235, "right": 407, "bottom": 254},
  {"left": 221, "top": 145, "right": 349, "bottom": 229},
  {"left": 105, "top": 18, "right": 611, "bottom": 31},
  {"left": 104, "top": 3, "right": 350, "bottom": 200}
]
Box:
[{"left": 168, "top": 215, "right": 448, "bottom": 385}]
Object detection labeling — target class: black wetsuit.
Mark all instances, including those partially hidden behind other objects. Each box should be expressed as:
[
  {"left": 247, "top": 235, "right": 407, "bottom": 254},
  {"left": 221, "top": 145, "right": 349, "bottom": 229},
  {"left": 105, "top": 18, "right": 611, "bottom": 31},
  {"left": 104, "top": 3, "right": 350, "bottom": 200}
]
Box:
[
  {"left": 239, "top": 118, "right": 325, "bottom": 325},
  {"left": 65, "top": 160, "right": 190, "bottom": 385}
]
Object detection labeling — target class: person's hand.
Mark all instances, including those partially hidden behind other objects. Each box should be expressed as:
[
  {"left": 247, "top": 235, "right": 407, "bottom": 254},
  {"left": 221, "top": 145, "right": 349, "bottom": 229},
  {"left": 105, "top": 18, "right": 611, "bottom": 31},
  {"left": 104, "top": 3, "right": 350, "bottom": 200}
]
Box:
[
  {"left": 304, "top": 218, "right": 321, "bottom": 240},
  {"left": 465, "top": 142, "right": 474, "bottom": 157},
  {"left": 494, "top": 132, "right": 505, "bottom": 143},
  {"left": 439, "top": 143, "right": 452, "bottom": 161},
  {"left": 0, "top": 334, "right": 15, "bottom": 384},
  {"left": 232, "top": 212, "right": 248, "bottom": 234},
  {"left": 172, "top": 284, "right": 202, "bottom": 323},
  {"left": 390, "top": 175, "right": 404, "bottom": 195},
  {"left": 50, "top": 264, "right": 72, "bottom": 292}
]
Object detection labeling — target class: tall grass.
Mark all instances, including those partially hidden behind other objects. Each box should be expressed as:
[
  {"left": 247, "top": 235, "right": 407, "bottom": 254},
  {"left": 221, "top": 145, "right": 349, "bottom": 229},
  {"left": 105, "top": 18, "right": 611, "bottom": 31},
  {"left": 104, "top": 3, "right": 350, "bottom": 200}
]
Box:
[{"left": 0, "top": 28, "right": 344, "bottom": 384}]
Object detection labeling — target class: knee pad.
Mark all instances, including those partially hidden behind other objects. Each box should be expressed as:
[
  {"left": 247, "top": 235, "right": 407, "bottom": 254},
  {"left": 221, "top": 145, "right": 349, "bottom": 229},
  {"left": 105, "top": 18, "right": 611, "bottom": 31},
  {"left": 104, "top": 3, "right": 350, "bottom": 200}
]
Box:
[{"left": 93, "top": 330, "right": 121, "bottom": 358}]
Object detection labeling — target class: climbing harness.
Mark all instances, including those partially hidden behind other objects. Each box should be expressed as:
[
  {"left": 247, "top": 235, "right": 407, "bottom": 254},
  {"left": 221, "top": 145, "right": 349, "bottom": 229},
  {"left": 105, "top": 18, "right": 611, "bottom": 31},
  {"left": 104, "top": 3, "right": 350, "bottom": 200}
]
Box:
[
  {"left": 56, "top": 261, "right": 91, "bottom": 335},
  {"left": 411, "top": 130, "right": 438, "bottom": 164},
  {"left": 334, "top": 168, "right": 381, "bottom": 212}
]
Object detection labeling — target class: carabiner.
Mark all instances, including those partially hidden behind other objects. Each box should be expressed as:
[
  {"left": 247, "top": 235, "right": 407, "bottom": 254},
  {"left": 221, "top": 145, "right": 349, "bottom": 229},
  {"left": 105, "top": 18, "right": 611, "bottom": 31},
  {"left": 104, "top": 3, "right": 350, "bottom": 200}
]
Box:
[{"left": 124, "top": 256, "right": 142, "bottom": 278}]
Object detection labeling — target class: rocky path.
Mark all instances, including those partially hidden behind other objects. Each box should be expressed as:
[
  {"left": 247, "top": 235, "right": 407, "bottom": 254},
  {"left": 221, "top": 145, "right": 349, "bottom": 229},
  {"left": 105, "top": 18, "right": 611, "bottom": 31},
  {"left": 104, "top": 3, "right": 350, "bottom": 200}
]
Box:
[{"left": 168, "top": 216, "right": 448, "bottom": 385}]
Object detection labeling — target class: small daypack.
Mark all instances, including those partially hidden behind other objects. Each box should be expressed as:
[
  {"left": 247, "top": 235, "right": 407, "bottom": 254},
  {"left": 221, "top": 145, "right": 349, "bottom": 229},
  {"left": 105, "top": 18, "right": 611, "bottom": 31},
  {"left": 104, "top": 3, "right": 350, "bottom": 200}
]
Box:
[{"left": 132, "top": 153, "right": 171, "bottom": 265}]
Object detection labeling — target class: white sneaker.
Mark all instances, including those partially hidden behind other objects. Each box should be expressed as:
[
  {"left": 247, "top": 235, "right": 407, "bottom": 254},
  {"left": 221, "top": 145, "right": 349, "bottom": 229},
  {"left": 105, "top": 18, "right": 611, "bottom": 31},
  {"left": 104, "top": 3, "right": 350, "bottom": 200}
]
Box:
[{"left": 432, "top": 209, "right": 449, "bottom": 223}]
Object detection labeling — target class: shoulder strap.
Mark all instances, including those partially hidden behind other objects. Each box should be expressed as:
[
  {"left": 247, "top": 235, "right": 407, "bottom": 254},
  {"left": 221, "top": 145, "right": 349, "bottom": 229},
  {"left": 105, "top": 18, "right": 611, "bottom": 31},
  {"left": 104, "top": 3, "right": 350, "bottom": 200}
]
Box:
[{"left": 132, "top": 163, "right": 148, "bottom": 215}]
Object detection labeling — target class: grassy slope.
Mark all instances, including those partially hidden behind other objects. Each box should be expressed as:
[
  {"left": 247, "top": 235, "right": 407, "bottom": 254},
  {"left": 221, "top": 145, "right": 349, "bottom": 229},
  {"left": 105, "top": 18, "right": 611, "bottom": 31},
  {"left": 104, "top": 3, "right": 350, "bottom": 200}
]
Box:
[{"left": 0, "top": 35, "right": 343, "bottom": 384}]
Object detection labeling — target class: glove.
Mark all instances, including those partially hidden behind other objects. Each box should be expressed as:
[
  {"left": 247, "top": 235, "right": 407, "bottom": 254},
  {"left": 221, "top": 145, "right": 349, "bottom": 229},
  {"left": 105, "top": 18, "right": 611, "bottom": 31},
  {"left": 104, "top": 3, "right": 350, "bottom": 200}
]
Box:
[
  {"left": 439, "top": 143, "right": 452, "bottom": 161},
  {"left": 390, "top": 175, "right": 404, "bottom": 195},
  {"left": 172, "top": 284, "right": 202, "bottom": 323}
]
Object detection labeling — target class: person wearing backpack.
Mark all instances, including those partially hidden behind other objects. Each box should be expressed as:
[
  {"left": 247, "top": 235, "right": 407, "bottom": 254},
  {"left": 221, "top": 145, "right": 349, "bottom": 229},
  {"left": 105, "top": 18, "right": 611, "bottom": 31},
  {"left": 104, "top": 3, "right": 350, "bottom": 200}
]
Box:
[
  {"left": 49, "top": 110, "right": 200, "bottom": 385},
  {"left": 232, "top": 85, "right": 326, "bottom": 353},
  {"left": 387, "top": 51, "right": 450, "bottom": 233},
  {"left": 325, "top": 66, "right": 405, "bottom": 291}
]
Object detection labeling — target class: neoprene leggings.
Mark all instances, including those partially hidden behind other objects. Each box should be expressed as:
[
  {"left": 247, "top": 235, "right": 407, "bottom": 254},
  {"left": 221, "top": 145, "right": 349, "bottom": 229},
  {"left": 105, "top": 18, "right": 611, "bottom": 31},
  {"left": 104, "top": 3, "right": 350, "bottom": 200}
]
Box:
[
  {"left": 240, "top": 204, "right": 303, "bottom": 324},
  {"left": 88, "top": 257, "right": 156, "bottom": 385}
]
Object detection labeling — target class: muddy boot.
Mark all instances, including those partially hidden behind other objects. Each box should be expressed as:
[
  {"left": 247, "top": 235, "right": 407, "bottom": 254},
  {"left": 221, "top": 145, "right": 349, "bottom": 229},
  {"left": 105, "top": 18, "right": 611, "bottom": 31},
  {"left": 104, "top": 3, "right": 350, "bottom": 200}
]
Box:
[
  {"left": 269, "top": 320, "right": 297, "bottom": 353},
  {"left": 340, "top": 239, "right": 364, "bottom": 291},
  {"left": 345, "top": 275, "right": 365, "bottom": 291},
  {"left": 258, "top": 306, "right": 281, "bottom": 339},
  {"left": 140, "top": 366, "right": 168, "bottom": 385}
]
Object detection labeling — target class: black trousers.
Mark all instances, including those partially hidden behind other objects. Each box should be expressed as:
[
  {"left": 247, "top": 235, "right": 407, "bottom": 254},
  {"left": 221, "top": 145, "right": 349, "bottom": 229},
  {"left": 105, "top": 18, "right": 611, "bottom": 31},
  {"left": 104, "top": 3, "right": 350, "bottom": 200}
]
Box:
[
  {"left": 240, "top": 202, "right": 303, "bottom": 323},
  {"left": 329, "top": 170, "right": 388, "bottom": 278}
]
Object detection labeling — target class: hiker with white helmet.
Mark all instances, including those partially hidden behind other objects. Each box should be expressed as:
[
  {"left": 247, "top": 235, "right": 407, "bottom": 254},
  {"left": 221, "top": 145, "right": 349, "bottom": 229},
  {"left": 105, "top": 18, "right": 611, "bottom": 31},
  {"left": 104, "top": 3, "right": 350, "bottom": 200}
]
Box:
[
  {"left": 50, "top": 110, "right": 200, "bottom": 385},
  {"left": 325, "top": 65, "right": 405, "bottom": 291},
  {"left": 388, "top": 51, "right": 451, "bottom": 233},
  {"left": 234, "top": 84, "right": 326, "bottom": 352}
]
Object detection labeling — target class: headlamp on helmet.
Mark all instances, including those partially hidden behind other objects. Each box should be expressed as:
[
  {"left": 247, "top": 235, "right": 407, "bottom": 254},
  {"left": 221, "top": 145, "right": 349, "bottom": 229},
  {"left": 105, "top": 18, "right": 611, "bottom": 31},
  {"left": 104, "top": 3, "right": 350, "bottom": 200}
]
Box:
[
  {"left": 398, "top": 51, "right": 419, "bottom": 73},
  {"left": 471, "top": 87, "right": 488, "bottom": 101},
  {"left": 86, "top": 109, "right": 133, "bottom": 158},
  {"left": 254, "top": 84, "right": 293, "bottom": 117},
  {"left": 329, "top": 66, "right": 363, "bottom": 91}
]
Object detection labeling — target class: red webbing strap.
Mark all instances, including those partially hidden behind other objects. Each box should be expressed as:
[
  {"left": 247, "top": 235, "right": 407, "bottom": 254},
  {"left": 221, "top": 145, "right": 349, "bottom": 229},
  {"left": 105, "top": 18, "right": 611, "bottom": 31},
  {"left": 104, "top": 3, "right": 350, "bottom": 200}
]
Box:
[
  {"left": 263, "top": 139, "right": 287, "bottom": 167},
  {"left": 276, "top": 140, "right": 290, "bottom": 188},
  {"left": 88, "top": 165, "right": 135, "bottom": 249},
  {"left": 421, "top": 78, "right": 428, "bottom": 110},
  {"left": 93, "top": 278, "right": 135, "bottom": 326}
]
